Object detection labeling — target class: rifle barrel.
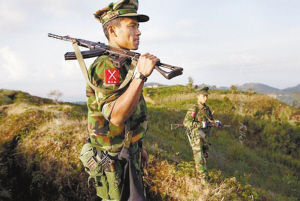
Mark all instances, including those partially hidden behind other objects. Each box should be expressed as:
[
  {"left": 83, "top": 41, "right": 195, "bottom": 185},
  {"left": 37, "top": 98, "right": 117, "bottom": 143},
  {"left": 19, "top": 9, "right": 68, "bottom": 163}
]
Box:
[{"left": 48, "top": 33, "right": 74, "bottom": 42}]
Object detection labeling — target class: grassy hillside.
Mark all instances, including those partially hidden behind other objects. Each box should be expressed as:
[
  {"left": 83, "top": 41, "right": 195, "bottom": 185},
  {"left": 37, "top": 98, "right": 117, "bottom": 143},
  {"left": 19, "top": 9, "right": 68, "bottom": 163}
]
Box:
[
  {"left": 144, "top": 85, "right": 300, "bottom": 201},
  {"left": 0, "top": 88, "right": 299, "bottom": 201}
]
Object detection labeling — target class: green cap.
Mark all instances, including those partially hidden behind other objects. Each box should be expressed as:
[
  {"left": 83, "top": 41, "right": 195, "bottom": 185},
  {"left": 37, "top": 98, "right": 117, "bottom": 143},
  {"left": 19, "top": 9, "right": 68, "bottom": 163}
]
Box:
[
  {"left": 94, "top": 0, "right": 149, "bottom": 25},
  {"left": 198, "top": 86, "right": 210, "bottom": 95}
]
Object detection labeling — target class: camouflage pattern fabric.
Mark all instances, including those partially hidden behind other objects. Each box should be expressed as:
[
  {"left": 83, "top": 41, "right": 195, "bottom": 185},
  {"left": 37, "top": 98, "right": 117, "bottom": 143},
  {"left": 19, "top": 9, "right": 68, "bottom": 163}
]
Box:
[
  {"left": 183, "top": 103, "right": 214, "bottom": 178},
  {"left": 97, "top": 143, "right": 144, "bottom": 200},
  {"left": 80, "top": 142, "right": 144, "bottom": 200},
  {"left": 94, "top": 0, "right": 149, "bottom": 25},
  {"left": 85, "top": 55, "right": 147, "bottom": 200},
  {"left": 87, "top": 55, "right": 147, "bottom": 153}
]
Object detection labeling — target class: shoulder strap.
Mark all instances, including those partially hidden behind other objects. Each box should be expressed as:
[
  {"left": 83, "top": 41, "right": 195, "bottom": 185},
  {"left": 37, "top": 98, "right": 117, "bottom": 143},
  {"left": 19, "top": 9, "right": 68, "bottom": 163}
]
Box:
[
  {"left": 72, "top": 41, "right": 137, "bottom": 95},
  {"left": 192, "top": 104, "right": 199, "bottom": 122}
]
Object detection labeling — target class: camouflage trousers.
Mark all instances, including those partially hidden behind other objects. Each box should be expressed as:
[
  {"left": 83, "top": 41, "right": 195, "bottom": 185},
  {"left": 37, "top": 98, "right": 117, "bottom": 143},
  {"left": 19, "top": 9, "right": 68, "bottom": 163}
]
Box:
[
  {"left": 80, "top": 142, "right": 145, "bottom": 201},
  {"left": 187, "top": 129, "right": 209, "bottom": 178}
]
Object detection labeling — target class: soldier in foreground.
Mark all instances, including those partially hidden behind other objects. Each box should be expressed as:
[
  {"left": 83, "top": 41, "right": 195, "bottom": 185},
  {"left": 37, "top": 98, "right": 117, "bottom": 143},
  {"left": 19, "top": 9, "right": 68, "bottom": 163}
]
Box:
[
  {"left": 79, "top": 0, "right": 159, "bottom": 200},
  {"left": 183, "top": 87, "right": 222, "bottom": 182}
]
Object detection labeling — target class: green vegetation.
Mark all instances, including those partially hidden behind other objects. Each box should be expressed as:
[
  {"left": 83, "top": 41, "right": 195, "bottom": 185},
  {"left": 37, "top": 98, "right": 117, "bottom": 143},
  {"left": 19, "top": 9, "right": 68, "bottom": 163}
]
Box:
[
  {"left": 0, "top": 89, "right": 53, "bottom": 106},
  {"left": 144, "top": 85, "right": 300, "bottom": 201},
  {"left": 0, "top": 88, "right": 299, "bottom": 200}
]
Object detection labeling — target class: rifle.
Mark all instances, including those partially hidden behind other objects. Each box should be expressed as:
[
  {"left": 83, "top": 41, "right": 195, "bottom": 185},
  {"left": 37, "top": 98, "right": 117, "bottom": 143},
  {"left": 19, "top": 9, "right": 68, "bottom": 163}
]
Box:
[
  {"left": 207, "top": 121, "right": 231, "bottom": 128},
  {"left": 48, "top": 33, "right": 183, "bottom": 80},
  {"left": 170, "top": 122, "right": 230, "bottom": 130},
  {"left": 170, "top": 123, "right": 184, "bottom": 130}
]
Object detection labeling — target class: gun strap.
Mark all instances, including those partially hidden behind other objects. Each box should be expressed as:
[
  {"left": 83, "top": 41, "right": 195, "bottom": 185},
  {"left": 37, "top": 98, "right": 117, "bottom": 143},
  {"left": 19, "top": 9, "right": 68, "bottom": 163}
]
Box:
[
  {"left": 72, "top": 41, "right": 104, "bottom": 93},
  {"left": 72, "top": 41, "right": 137, "bottom": 95}
]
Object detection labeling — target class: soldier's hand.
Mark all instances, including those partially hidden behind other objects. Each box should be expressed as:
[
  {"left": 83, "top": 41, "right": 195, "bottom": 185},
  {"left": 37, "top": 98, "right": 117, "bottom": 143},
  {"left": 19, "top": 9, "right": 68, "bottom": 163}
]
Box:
[
  {"left": 137, "top": 53, "right": 160, "bottom": 77},
  {"left": 141, "top": 148, "right": 149, "bottom": 169},
  {"left": 215, "top": 120, "right": 223, "bottom": 128}
]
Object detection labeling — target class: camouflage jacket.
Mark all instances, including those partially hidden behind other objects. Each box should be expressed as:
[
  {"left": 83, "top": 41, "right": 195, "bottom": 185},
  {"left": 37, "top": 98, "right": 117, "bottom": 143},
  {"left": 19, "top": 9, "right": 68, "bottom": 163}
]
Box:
[
  {"left": 86, "top": 55, "right": 147, "bottom": 153},
  {"left": 183, "top": 103, "right": 214, "bottom": 135}
]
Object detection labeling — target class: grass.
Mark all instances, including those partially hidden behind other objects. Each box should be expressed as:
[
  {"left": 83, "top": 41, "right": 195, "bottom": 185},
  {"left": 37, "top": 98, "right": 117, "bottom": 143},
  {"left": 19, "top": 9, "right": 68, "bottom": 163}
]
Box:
[{"left": 0, "top": 87, "right": 299, "bottom": 201}]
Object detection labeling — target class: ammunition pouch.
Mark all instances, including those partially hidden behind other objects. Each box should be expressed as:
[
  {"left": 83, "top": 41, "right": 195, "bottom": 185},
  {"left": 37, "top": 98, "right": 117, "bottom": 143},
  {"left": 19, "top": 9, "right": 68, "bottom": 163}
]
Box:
[
  {"left": 80, "top": 143, "right": 121, "bottom": 200},
  {"left": 80, "top": 121, "right": 146, "bottom": 200}
]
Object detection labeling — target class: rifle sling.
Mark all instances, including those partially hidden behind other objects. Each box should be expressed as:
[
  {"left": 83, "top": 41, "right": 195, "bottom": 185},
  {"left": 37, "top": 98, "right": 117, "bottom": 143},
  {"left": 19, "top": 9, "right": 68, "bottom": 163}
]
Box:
[{"left": 72, "top": 41, "right": 137, "bottom": 95}]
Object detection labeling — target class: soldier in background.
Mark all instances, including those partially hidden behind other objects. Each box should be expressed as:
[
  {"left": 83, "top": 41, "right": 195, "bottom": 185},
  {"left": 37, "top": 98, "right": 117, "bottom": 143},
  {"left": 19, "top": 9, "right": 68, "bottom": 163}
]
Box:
[
  {"left": 79, "top": 0, "right": 159, "bottom": 200},
  {"left": 239, "top": 122, "right": 248, "bottom": 144},
  {"left": 183, "top": 87, "right": 222, "bottom": 182}
]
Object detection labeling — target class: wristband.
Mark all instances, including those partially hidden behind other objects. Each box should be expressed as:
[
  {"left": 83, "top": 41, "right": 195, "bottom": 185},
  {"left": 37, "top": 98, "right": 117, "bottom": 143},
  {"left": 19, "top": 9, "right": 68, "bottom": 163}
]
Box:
[{"left": 134, "top": 71, "right": 147, "bottom": 82}]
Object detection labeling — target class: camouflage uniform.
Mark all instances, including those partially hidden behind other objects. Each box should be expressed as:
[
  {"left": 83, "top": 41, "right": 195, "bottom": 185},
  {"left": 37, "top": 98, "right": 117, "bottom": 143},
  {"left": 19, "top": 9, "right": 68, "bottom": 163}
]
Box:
[
  {"left": 79, "top": 0, "right": 149, "bottom": 200},
  {"left": 83, "top": 55, "right": 147, "bottom": 200},
  {"left": 86, "top": 56, "right": 148, "bottom": 153},
  {"left": 183, "top": 102, "right": 214, "bottom": 178}
]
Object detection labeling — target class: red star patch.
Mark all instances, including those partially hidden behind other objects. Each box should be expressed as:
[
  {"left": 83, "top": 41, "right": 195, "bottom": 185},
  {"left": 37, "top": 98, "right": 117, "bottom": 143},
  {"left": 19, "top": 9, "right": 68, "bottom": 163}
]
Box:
[{"left": 105, "top": 69, "right": 119, "bottom": 84}]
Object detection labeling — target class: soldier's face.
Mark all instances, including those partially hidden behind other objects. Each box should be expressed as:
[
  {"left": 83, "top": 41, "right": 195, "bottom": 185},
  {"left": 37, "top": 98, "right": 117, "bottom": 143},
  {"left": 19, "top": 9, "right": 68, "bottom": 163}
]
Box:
[
  {"left": 197, "top": 94, "right": 208, "bottom": 104},
  {"left": 112, "top": 17, "right": 141, "bottom": 50}
]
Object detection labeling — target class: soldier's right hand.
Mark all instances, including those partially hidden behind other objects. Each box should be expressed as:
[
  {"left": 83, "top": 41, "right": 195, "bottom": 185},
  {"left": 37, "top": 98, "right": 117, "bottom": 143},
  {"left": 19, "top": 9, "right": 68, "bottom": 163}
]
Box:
[{"left": 136, "top": 53, "right": 160, "bottom": 77}]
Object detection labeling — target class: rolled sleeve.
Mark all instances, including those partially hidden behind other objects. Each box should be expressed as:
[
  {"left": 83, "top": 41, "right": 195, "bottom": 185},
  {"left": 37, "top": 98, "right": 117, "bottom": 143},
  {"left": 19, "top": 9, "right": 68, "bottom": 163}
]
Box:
[{"left": 101, "top": 100, "right": 117, "bottom": 120}]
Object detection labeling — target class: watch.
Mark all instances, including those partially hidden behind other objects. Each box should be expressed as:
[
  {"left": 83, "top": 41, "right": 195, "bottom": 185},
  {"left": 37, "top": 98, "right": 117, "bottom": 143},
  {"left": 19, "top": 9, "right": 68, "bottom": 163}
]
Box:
[{"left": 134, "top": 71, "right": 147, "bottom": 82}]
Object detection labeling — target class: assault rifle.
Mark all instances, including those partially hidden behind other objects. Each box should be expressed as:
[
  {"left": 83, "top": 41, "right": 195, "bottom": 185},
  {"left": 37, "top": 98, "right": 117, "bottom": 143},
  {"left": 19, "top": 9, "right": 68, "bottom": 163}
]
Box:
[
  {"left": 48, "top": 33, "right": 183, "bottom": 80},
  {"left": 207, "top": 120, "right": 231, "bottom": 128},
  {"left": 170, "top": 123, "right": 184, "bottom": 130},
  {"left": 170, "top": 121, "right": 230, "bottom": 130}
]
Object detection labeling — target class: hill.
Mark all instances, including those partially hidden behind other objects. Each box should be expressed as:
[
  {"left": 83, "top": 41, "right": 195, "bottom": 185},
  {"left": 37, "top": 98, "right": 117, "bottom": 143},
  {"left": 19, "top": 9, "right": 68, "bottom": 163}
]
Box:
[
  {"left": 0, "top": 89, "right": 54, "bottom": 105},
  {"left": 283, "top": 84, "right": 300, "bottom": 93},
  {"left": 237, "top": 83, "right": 281, "bottom": 94},
  {"left": 0, "top": 88, "right": 299, "bottom": 201},
  {"left": 217, "top": 83, "right": 300, "bottom": 108}
]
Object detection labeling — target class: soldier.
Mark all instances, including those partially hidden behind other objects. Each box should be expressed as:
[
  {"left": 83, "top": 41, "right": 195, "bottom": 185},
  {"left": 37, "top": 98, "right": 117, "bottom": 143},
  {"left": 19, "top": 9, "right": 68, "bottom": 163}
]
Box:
[
  {"left": 79, "top": 0, "right": 159, "bottom": 200},
  {"left": 239, "top": 122, "right": 248, "bottom": 144},
  {"left": 183, "top": 87, "right": 222, "bottom": 182}
]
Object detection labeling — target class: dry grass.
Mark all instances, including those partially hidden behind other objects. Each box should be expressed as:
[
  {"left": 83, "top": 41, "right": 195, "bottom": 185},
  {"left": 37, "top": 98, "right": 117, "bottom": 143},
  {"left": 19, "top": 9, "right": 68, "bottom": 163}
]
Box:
[
  {"left": 0, "top": 104, "right": 42, "bottom": 143},
  {"left": 6, "top": 103, "right": 32, "bottom": 116},
  {"left": 1, "top": 102, "right": 254, "bottom": 201},
  {"left": 145, "top": 159, "right": 255, "bottom": 201},
  {"left": 2, "top": 95, "right": 295, "bottom": 200},
  {"left": 10, "top": 103, "right": 89, "bottom": 184},
  {"left": 153, "top": 94, "right": 197, "bottom": 105},
  {"left": 0, "top": 102, "right": 93, "bottom": 200}
]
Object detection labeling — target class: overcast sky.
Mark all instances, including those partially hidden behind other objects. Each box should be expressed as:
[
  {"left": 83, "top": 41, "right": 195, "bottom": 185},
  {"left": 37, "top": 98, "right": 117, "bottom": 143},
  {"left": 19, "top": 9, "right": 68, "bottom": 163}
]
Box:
[{"left": 1, "top": 0, "right": 299, "bottom": 101}]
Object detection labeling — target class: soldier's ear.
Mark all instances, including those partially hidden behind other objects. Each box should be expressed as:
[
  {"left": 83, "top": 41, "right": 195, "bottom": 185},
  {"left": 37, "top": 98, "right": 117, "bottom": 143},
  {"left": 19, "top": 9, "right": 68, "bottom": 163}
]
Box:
[{"left": 108, "top": 25, "right": 118, "bottom": 38}]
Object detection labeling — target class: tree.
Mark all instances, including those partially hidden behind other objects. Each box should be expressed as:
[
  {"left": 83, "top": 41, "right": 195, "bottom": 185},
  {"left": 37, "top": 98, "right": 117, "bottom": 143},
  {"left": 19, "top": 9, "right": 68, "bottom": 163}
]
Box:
[
  {"left": 230, "top": 85, "right": 238, "bottom": 93},
  {"left": 247, "top": 88, "right": 254, "bottom": 94},
  {"left": 211, "top": 85, "right": 217, "bottom": 90},
  {"left": 47, "top": 90, "right": 63, "bottom": 103},
  {"left": 187, "top": 77, "right": 194, "bottom": 88}
]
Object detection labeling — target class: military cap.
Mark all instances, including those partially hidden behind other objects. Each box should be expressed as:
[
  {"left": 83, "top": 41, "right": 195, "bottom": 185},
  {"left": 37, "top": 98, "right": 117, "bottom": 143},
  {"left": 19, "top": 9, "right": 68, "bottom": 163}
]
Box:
[
  {"left": 198, "top": 86, "right": 210, "bottom": 95},
  {"left": 94, "top": 0, "right": 149, "bottom": 25}
]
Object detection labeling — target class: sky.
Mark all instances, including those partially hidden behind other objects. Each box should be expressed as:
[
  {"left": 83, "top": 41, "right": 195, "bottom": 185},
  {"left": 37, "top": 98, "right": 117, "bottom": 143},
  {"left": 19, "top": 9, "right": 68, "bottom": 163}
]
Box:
[{"left": 0, "top": 0, "right": 299, "bottom": 101}]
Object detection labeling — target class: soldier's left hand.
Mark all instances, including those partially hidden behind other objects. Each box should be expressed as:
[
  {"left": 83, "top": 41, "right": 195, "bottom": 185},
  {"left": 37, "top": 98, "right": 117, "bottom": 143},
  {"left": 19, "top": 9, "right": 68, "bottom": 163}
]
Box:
[
  {"left": 141, "top": 148, "right": 149, "bottom": 169},
  {"left": 215, "top": 120, "right": 223, "bottom": 128}
]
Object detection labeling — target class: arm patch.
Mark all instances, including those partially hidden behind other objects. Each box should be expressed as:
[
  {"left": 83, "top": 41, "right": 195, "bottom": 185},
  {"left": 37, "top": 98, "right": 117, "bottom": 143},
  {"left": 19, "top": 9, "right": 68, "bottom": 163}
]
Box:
[
  {"left": 105, "top": 69, "right": 120, "bottom": 84},
  {"left": 191, "top": 111, "right": 196, "bottom": 118}
]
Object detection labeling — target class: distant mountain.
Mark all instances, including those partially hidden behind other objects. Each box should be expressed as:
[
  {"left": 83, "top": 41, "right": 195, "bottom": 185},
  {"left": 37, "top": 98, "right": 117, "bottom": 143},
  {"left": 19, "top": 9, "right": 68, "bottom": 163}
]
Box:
[
  {"left": 282, "top": 84, "right": 300, "bottom": 93},
  {"left": 144, "top": 82, "right": 166, "bottom": 88},
  {"left": 71, "top": 101, "right": 86, "bottom": 105},
  {"left": 235, "top": 83, "right": 300, "bottom": 108},
  {"left": 238, "top": 83, "right": 281, "bottom": 94},
  {"left": 218, "top": 86, "right": 230, "bottom": 90}
]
